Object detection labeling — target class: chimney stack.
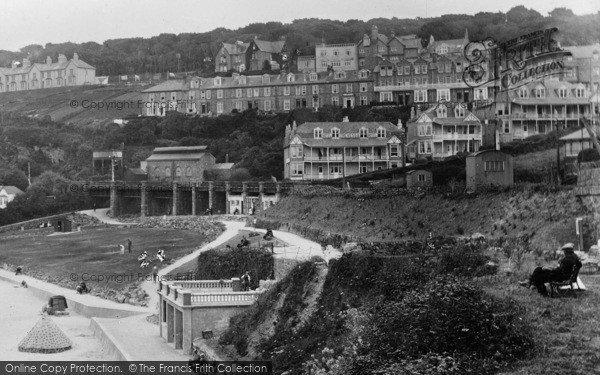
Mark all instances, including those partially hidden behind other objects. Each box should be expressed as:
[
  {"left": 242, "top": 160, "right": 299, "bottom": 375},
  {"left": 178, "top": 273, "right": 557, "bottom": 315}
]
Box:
[
  {"left": 11, "top": 61, "right": 20, "bottom": 69},
  {"left": 46, "top": 56, "right": 52, "bottom": 65},
  {"left": 22, "top": 58, "right": 31, "bottom": 68},
  {"left": 371, "top": 25, "right": 379, "bottom": 41},
  {"left": 342, "top": 116, "right": 349, "bottom": 122},
  {"left": 58, "top": 54, "right": 67, "bottom": 63},
  {"left": 73, "top": 53, "right": 79, "bottom": 61}
]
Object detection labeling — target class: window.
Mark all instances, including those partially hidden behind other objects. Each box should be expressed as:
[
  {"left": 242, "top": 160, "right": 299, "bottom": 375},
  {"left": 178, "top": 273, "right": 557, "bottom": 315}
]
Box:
[
  {"left": 575, "top": 87, "right": 585, "bottom": 97},
  {"left": 390, "top": 145, "right": 398, "bottom": 157},
  {"left": 558, "top": 87, "right": 567, "bottom": 98},
  {"left": 330, "top": 165, "right": 341, "bottom": 174},
  {"left": 262, "top": 75, "right": 270, "bottom": 84},
  {"left": 246, "top": 88, "right": 253, "bottom": 98},
  {"left": 291, "top": 163, "right": 303, "bottom": 175},
  {"left": 165, "top": 167, "right": 171, "bottom": 176},
  {"left": 309, "top": 72, "right": 318, "bottom": 81},
  {"left": 380, "top": 92, "right": 393, "bottom": 102},
  {"left": 377, "top": 127, "right": 386, "bottom": 138},
  {"left": 235, "top": 101, "right": 243, "bottom": 111},
  {"left": 414, "top": 65, "right": 420, "bottom": 74},
  {"left": 404, "top": 66, "right": 410, "bottom": 75},
  {"left": 344, "top": 61, "right": 352, "bottom": 66},
  {"left": 485, "top": 161, "right": 505, "bottom": 172},
  {"left": 332, "top": 96, "right": 339, "bottom": 106},
  {"left": 360, "top": 83, "right": 368, "bottom": 92},
  {"left": 346, "top": 83, "right": 353, "bottom": 93},
  {"left": 235, "top": 88, "right": 242, "bottom": 98},
  {"left": 214, "top": 77, "right": 222, "bottom": 86},
  {"left": 360, "top": 96, "right": 368, "bottom": 106},
  {"left": 175, "top": 167, "right": 182, "bottom": 177},
  {"left": 312, "top": 85, "right": 319, "bottom": 95},
  {"left": 264, "top": 87, "right": 271, "bottom": 96},
  {"left": 359, "top": 70, "right": 368, "bottom": 78},
  {"left": 216, "top": 102, "right": 223, "bottom": 113},
  {"left": 415, "top": 90, "right": 427, "bottom": 102},
  {"left": 455, "top": 104, "right": 466, "bottom": 118},
  {"left": 301, "top": 85, "right": 307, "bottom": 95},
  {"left": 422, "top": 65, "right": 428, "bottom": 74},
  {"left": 253, "top": 88, "right": 260, "bottom": 97},
  {"left": 331, "top": 84, "right": 339, "bottom": 93},
  {"left": 418, "top": 125, "right": 432, "bottom": 136},
  {"left": 359, "top": 128, "right": 368, "bottom": 138},
  {"left": 331, "top": 128, "right": 340, "bottom": 139},
  {"left": 436, "top": 105, "right": 447, "bottom": 118},
  {"left": 517, "top": 88, "right": 528, "bottom": 99},
  {"left": 314, "top": 128, "right": 323, "bottom": 139},
  {"left": 217, "top": 89, "right": 223, "bottom": 99},
  {"left": 206, "top": 90, "right": 211, "bottom": 99},
  {"left": 535, "top": 87, "right": 545, "bottom": 98},
  {"left": 437, "top": 89, "right": 450, "bottom": 101},
  {"left": 284, "top": 99, "right": 291, "bottom": 110},
  {"left": 504, "top": 121, "right": 510, "bottom": 133},
  {"left": 359, "top": 48, "right": 365, "bottom": 54},
  {"left": 287, "top": 73, "right": 295, "bottom": 82},
  {"left": 264, "top": 100, "right": 271, "bottom": 111},
  {"left": 284, "top": 86, "right": 290, "bottom": 96},
  {"left": 418, "top": 174, "right": 426, "bottom": 182}
]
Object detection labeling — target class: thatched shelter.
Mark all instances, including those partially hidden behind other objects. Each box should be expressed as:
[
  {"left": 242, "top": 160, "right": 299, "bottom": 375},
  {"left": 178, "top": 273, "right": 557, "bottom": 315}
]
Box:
[{"left": 18, "top": 317, "right": 72, "bottom": 353}]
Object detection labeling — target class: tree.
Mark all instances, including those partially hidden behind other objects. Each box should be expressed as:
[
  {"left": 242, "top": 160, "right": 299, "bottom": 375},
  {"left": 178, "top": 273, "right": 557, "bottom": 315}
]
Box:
[
  {"left": 0, "top": 168, "right": 29, "bottom": 191},
  {"left": 549, "top": 7, "right": 575, "bottom": 19}
]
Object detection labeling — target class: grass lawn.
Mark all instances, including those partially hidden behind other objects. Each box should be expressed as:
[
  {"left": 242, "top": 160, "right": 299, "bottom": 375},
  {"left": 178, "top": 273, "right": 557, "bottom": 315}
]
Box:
[
  {"left": 477, "top": 257, "right": 600, "bottom": 374},
  {"left": 0, "top": 226, "right": 213, "bottom": 292}
]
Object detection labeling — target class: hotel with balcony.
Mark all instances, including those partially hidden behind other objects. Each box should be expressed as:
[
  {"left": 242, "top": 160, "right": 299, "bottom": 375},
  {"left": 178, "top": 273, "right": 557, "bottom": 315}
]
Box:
[
  {"left": 283, "top": 118, "right": 404, "bottom": 180},
  {"left": 406, "top": 102, "right": 483, "bottom": 161},
  {"left": 494, "top": 80, "right": 593, "bottom": 143}
]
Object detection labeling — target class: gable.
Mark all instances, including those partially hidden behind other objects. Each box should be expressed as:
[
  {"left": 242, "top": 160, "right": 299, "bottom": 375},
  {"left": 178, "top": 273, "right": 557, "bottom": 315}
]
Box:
[
  {"left": 417, "top": 113, "right": 432, "bottom": 123},
  {"left": 387, "top": 135, "right": 401, "bottom": 144},
  {"left": 464, "top": 113, "right": 479, "bottom": 122},
  {"left": 290, "top": 135, "right": 303, "bottom": 145}
]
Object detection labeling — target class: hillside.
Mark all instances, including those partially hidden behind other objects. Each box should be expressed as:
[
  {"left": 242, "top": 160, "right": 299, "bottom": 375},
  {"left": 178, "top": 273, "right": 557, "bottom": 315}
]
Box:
[
  {"left": 255, "top": 184, "right": 594, "bottom": 254},
  {"left": 0, "top": 84, "right": 143, "bottom": 126}
]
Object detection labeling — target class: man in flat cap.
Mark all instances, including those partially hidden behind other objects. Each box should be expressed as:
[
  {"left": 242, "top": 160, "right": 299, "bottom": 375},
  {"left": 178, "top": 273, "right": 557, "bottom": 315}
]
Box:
[{"left": 518, "top": 243, "right": 582, "bottom": 296}]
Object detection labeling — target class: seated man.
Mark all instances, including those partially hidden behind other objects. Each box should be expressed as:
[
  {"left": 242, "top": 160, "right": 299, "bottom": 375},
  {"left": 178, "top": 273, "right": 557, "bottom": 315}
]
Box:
[
  {"left": 76, "top": 282, "right": 90, "bottom": 294},
  {"left": 518, "top": 243, "right": 582, "bottom": 295}
]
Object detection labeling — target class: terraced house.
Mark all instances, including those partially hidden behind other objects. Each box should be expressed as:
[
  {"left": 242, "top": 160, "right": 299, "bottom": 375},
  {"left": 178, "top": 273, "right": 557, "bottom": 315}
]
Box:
[
  {"left": 142, "top": 70, "right": 375, "bottom": 116},
  {"left": 0, "top": 53, "right": 95, "bottom": 92},
  {"left": 283, "top": 118, "right": 404, "bottom": 180}
]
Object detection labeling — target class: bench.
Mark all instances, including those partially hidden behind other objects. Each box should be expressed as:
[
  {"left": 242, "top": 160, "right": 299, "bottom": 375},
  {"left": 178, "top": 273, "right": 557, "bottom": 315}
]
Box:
[{"left": 549, "top": 265, "right": 583, "bottom": 298}]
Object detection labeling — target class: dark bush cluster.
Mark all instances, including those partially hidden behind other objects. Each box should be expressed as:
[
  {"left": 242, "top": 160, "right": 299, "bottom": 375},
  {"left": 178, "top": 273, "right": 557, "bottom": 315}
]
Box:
[{"left": 195, "top": 247, "right": 273, "bottom": 290}]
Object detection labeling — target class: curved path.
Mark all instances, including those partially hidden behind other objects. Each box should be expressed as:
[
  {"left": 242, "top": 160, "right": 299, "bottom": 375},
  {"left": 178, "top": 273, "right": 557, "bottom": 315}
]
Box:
[{"left": 80, "top": 208, "right": 134, "bottom": 225}]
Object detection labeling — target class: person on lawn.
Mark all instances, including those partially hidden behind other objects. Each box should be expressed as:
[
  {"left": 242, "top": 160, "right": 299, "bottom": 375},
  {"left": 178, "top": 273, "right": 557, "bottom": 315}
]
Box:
[{"left": 518, "top": 243, "right": 582, "bottom": 296}]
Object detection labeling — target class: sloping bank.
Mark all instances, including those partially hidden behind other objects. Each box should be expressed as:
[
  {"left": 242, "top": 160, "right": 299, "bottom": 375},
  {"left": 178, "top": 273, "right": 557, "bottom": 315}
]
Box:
[{"left": 218, "top": 239, "right": 534, "bottom": 375}]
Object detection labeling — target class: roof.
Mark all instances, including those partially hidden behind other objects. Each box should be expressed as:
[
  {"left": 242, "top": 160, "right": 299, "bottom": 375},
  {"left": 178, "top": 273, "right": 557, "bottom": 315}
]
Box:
[
  {"left": 220, "top": 42, "right": 249, "bottom": 55},
  {"left": 564, "top": 44, "right": 600, "bottom": 59},
  {"left": 152, "top": 146, "right": 208, "bottom": 153},
  {"left": 560, "top": 128, "right": 597, "bottom": 141},
  {"left": 146, "top": 153, "right": 208, "bottom": 162},
  {"left": 0, "top": 186, "right": 25, "bottom": 195},
  {"left": 295, "top": 121, "right": 399, "bottom": 133},
  {"left": 468, "top": 149, "right": 509, "bottom": 157},
  {"left": 212, "top": 163, "right": 234, "bottom": 170},
  {"left": 142, "top": 79, "right": 189, "bottom": 93},
  {"left": 252, "top": 39, "right": 285, "bottom": 53}
]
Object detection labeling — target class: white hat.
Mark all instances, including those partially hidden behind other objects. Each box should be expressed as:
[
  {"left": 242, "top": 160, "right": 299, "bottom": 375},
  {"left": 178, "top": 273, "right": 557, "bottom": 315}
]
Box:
[{"left": 561, "top": 243, "right": 575, "bottom": 251}]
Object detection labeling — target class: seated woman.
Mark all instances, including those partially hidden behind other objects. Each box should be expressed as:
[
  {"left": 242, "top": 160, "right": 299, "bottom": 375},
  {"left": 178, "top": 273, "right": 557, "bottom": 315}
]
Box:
[
  {"left": 518, "top": 243, "right": 582, "bottom": 295},
  {"left": 76, "top": 282, "right": 90, "bottom": 294}
]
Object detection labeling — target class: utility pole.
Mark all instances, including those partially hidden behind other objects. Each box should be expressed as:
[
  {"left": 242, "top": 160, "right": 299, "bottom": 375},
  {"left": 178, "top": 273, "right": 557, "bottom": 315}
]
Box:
[{"left": 111, "top": 155, "right": 115, "bottom": 182}]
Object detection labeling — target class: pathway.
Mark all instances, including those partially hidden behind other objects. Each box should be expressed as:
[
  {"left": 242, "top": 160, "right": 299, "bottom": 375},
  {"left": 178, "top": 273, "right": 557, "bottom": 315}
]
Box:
[{"left": 80, "top": 208, "right": 134, "bottom": 225}]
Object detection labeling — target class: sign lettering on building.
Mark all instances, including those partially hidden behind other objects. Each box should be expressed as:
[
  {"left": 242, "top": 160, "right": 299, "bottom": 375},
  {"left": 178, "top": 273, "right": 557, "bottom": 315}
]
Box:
[{"left": 463, "top": 27, "right": 571, "bottom": 91}]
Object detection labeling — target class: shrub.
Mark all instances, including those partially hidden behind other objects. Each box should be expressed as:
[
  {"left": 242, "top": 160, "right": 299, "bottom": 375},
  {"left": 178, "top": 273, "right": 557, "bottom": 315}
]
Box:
[{"left": 438, "top": 241, "right": 495, "bottom": 277}]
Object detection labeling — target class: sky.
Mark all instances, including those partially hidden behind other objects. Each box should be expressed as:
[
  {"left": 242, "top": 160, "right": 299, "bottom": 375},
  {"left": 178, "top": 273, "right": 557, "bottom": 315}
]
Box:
[{"left": 1, "top": 0, "right": 599, "bottom": 51}]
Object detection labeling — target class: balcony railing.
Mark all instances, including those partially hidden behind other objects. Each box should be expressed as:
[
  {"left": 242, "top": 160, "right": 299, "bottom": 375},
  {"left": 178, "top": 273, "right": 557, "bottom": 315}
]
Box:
[
  {"left": 432, "top": 133, "right": 481, "bottom": 141},
  {"left": 303, "top": 155, "right": 393, "bottom": 162}
]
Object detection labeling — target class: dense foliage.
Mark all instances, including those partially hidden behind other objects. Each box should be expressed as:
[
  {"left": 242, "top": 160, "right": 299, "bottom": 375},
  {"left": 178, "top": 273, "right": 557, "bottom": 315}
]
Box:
[
  {"left": 220, "top": 242, "right": 534, "bottom": 375},
  {"left": 1, "top": 7, "right": 596, "bottom": 76},
  {"left": 195, "top": 247, "right": 274, "bottom": 290}
]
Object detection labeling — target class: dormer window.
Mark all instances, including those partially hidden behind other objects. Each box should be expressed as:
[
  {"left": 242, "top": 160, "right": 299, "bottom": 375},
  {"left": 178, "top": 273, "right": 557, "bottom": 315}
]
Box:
[
  {"left": 436, "top": 105, "right": 447, "bottom": 118},
  {"left": 262, "top": 75, "right": 270, "bottom": 84},
  {"left": 309, "top": 72, "right": 318, "bottom": 81},
  {"left": 191, "top": 80, "right": 199, "bottom": 89},
  {"left": 331, "top": 128, "right": 340, "bottom": 139},
  {"left": 240, "top": 76, "right": 247, "bottom": 84},
  {"left": 517, "top": 88, "right": 529, "bottom": 99},
  {"left": 558, "top": 87, "right": 568, "bottom": 98},
  {"left": 422, "top": 64, "right": 428, "bottom": 74},
  {"left": 359, "top": 70, "right": 368, "bottom": 78},
  {"left": 214, "top": 77, "right": 222, "bottom": 86},
  {"left": 359, "top": 127, "right": 368, "bottom": 138},
  {"left": 314, "top": 128, "right": 323, "bottom": 139},
  {"left": 334, "top": 72, "right": 345, "bottom": 79},
  {"left": 415, "top": 65, "right": 420, "bottom": 74},
  {"left": 376, "top": 127, "right": 386, "bottom": 138},
  {"left": 575, "top": 86, "right": 585, "bottom": 98},
  {"left": 455, "top": 104, "right": 466, "bottom": 118},
  {"left": 535, "top": 86, "right": 545, "bottom": 98},
  {"left": 287, "top": 73, "right": 295, "bottom": 82}
]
